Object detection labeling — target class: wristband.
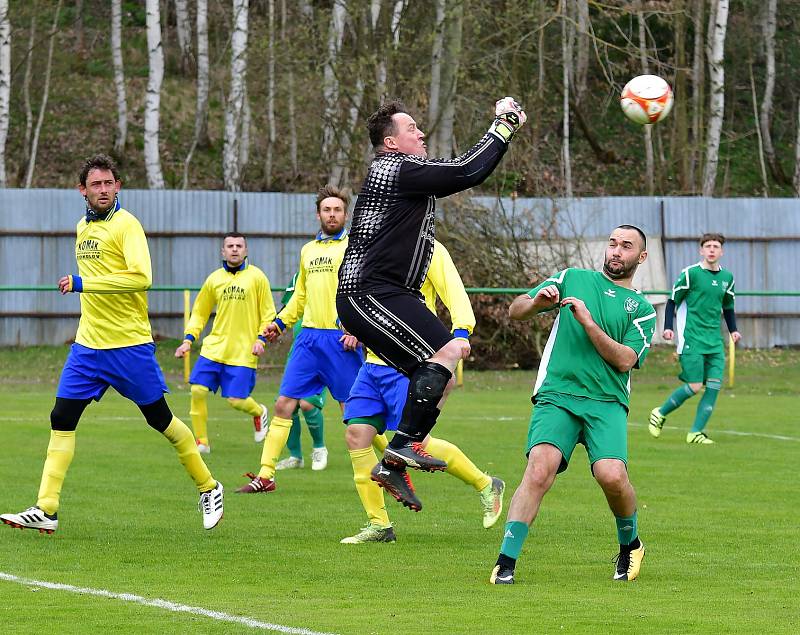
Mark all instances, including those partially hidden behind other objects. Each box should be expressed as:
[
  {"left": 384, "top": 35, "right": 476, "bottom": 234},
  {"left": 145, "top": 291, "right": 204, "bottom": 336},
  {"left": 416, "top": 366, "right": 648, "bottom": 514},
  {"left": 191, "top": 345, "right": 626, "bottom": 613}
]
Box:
[
  {"left": 71, "top": 275, "right": 83, "bottom": 293},
  {"left": 453, "top": 329, "right": 470, "bottom": 340},
  {"left": 183, "top": 334, "right": 195, "bottom": 343},
  {"left": 274, "top": 318, "right": 286, "bottom": 333},
  {"left": 257, "top": 335, "right": 267, "bottom": 344}
]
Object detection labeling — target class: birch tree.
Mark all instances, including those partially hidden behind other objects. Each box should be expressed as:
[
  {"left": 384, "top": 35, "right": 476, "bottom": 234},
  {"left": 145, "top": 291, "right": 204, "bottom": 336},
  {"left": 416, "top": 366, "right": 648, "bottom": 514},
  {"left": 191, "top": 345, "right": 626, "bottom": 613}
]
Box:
[
  {"left": 17, "top": 13, "right": 35, "bottom": 184},
  {"left": 637, "top": 6, "right": 655, "bottom": 195},
  {"left": 574, "top": 0, "right": 589, "bottom": 104},
  {"left": 427, "top": 0, "right": 445, "bottom": 158},
  {"left": 24, "top": 0, "right": 61, "bottom": 188},
  {"left": 0, "top": 0, "right": 9, "bottom": 187},
  {"left": 561, "top": 1, "right": 572, "bottom": 197},
  {"left": 263, "top": 0, "right": 275, "bottom": 188},
  {"left": 673, "top": 0, "right": 689, "bottom": 191},
  {"left": 174, "top": 0, "right": 193, "bottom": 74},
  {"left": 281, "top": 0, "right": 297, "bottom": 176},
  {"left": 758, "top": 0, "right": 787, "bottom": 185},
  {"left": 794, "top": 100, "right": 800, "bottom": 196},
  {"left": 432, "top": 0, "right": 463, "bottom": 158},
  {"left": 111, "top": 0, "right": 127, "bottom": 155},
  {"left": 702, "top": 0, "right": 728, "bottom": 197},
  {"left": 144, "top": 0, "right": 165, "bottom": 189},
  {"left": 321, "top": 0, "right": 346, "bottom": 158},
  {"left": 690, "top": 0, "right": 705, "bottom": 190},
  {"left": 223, "top": 0, "right": 249, "bottom": 191}
]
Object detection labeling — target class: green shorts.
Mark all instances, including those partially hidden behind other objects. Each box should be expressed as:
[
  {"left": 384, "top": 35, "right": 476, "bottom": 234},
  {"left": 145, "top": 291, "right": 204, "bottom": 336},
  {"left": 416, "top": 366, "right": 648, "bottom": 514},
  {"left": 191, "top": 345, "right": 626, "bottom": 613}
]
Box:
[
  {"left": 526, "top": 393, "right": 629, "bottom": 473},
  {"left": 678, "top": 351, "right": 725, "bottom": 384},
  {"left": 300, "top": 390, "right": 327, "bottom": 410}
]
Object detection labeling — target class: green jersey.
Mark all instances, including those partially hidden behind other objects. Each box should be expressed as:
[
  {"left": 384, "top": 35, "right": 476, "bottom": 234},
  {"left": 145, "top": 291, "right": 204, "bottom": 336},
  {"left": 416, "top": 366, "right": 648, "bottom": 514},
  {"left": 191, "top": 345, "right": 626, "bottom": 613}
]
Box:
[
  {"left": 529, "top": 268, "right": 656, "bottom": 408},
  {"left": 672, "top": 263, "right": 735, "bottom": 354}
]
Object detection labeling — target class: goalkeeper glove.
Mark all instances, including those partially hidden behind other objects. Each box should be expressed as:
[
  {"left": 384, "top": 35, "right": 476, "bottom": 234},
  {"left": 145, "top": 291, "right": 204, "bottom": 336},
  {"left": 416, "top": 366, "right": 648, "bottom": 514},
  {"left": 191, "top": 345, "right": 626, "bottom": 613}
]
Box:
[{"left": 490, "top": 97, "right": 527, "bottom": 142}]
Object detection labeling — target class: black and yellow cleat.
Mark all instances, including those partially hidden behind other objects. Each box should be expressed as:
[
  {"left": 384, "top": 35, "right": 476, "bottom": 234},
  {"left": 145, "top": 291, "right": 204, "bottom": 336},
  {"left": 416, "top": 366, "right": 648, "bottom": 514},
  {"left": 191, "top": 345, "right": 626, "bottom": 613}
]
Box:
[
  {"left": 489, "top": 564, "right": 515, "bottom": 585},
  {"left": 613, "top": 540, "right": 645, "bottom": 581}
]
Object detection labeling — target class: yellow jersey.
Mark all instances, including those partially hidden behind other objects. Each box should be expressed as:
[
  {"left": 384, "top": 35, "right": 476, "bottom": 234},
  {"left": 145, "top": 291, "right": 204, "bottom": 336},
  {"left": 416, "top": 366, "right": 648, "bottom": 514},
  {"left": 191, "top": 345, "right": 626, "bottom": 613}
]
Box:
[
  {"left": 365, "top": 240, "right": 475, "bottom": 365},
  {"left": 275, "top": 229, "right": 348, "bottom": 331},
  {"left": 71, "top": 208, "right": 154, "bottom": 349},
  {"left": 185, "top": 262, "right": 277, "bottom": 369}
]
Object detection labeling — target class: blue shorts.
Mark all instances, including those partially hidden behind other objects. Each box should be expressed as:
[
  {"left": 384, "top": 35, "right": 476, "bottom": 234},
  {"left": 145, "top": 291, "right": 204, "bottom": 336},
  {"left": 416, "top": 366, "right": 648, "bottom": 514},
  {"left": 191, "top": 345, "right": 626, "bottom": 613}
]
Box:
[
  {"left": 189, "top": 355, "right": 256, "bottom": 399},
  {"left": 279, "top": 328, "right": 363, "bottom": 402},
  {"left": 343, "top": 363, "right": 409, "bottom": 431},
  {"left": 57, "top": 342, "right": 169, "bottom": 406}
]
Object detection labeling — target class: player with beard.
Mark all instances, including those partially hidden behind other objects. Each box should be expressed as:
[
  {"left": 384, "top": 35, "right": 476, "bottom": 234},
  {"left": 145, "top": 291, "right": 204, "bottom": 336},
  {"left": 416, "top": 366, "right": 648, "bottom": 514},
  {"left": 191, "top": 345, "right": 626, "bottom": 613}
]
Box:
[
  {"left": 237, "top": 185, "right": 363, "bottom": 494},
  {"left": 1, "top": 154, "right": 224, "bottom": 534},
  {"left": 490, "top": 225, "right": 656, "bottom": 585}
]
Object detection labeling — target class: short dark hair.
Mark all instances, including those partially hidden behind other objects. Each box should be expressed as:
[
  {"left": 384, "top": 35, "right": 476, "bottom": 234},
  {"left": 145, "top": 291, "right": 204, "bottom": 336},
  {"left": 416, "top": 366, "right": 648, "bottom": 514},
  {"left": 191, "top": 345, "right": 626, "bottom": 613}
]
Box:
[
  {"left": 79, "top": 154, "right": 121, "bottom": 186},
  {"left": 316, "top": 184, "right": 350, "bottom": 212},
  {"left": 222, "top": 232, "right": 247, "bottom": 244},
  {"left": 700, "top": 232, "right": 725, "bottom": 246},
  {"left": 616, "top": 224, "right": 647, "bottom": 250},
  {"left": 367, "top": 100, "right": 408, "bottom": 149}
]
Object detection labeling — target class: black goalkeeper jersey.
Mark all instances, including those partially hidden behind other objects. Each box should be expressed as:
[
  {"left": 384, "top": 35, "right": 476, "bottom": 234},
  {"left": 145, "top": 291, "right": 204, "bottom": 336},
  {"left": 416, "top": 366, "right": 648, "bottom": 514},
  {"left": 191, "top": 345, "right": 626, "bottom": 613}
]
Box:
[{"left": 337, "top": 131, "right": 508, "bottom": 297}]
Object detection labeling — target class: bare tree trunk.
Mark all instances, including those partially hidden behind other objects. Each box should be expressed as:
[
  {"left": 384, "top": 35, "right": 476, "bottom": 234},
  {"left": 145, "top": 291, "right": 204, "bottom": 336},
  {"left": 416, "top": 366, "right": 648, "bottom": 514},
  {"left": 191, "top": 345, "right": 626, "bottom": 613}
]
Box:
[
  {"left": 263, "top": 0, "right": 275, "bottom": 188},
  {"left": 427, "top": 0, "right": 445, "bottom": 158},
  {"left": 74, "top": 0, "right": 84, "bottom": 56},
  {"left": 794, "top": 99, "right": 800, "bottom": 196},
  {"left": 0, "top": 0, "right": 9, "bottom": 187},
  {"left": 329, "top": 76, "right": 364, "bottom": 187},
  {"left": 223, "top": 0, "right": 248, "bottom": 191},
  {"left": 174, "top": 0, "right": 193, "bottom": 74},
  {"left": 702, "top": 0, "right": 729, "bottom": 197},
  {"left": 111, "top": 0, "right": 127, "bottom": 156},
  {"left": 689, "top": 0, "right": 704, "bottom": 192},
  {"left": 433, "top": 0, "right": 463, "bottom": 158},
  {"left": 561, "top": 1, "right": 572, "bottom": 197},
  {"left": 181, "top": 0, "right": 208, "bottom": 188},
  {"left": 240, "top": 86, "right": 251, "bottom": 170},
  {"left": 638, "top": 7, "right": 655, "bottom": 195},
  {"left": 749, "top": 64, "right": 769, "bottom": 197},
  {"left": 759, "top": 0, "right": 788, "bottom": 185},
  {"left": 321, "top": 0, "right": 346, "bottom": 158},
  {"left": 24, "top": 0, "right": 61, "bottom": 188},
  {"left": 673, "top": 0, "right": 689, "bottom": 191},
  {"left": 145, "top": 0, "right": 165, "bottom": 189},
  {"left": 574, "top": 0, "right": 589, "bottom": 103},
  {"left": 18, "top": 14, "right": 35, "bottom": 184},
  {"left": 390, "top": 0, "right": 404, "bottom": 47},
  {"left": 280, "top": 0, "right": 297, "bottom": 176}
]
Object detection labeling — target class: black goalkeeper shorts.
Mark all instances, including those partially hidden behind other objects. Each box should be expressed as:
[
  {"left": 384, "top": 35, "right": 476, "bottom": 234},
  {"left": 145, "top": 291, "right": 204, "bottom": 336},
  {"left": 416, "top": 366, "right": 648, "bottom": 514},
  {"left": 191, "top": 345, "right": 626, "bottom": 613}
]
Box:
[{"left": 336, "top": 290, "right": 453, "bottom": 376}]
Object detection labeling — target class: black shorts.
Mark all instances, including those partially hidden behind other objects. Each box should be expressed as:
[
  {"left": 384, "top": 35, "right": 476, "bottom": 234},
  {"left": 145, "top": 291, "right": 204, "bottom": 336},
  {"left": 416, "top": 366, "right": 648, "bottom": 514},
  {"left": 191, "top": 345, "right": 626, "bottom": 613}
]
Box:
[{"left": 336, "top": 291, "right": 453, "bottom": 376}]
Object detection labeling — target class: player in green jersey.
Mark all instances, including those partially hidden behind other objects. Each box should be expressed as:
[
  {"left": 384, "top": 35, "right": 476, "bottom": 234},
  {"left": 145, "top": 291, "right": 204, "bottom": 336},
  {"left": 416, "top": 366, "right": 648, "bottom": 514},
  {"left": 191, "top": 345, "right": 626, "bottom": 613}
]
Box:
[
  {"left": 490, "top": 225, "right": 656, "bottom": 585},
  {"left": 649, "top": 233, "right": 741, "bottom": 444}
]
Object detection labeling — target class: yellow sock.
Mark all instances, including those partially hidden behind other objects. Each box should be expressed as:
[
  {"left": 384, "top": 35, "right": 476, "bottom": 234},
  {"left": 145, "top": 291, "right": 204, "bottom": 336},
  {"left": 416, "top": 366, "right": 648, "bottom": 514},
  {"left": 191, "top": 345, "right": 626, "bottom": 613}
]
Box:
[
  {"left": 426, "top": 436, "right": 491, "bottom": 491},
  {"left": 162, "top": 417, "right": 216, "bottom": 492},
  {"left": 372, "top": 432, "right": 388, "bottom": 453},
  {"left": 349, "top": 447, "right": 389, "bottom": 527},
  {"left": 189, "top": 384, "right": 210, "bottom": 445},
  {"left": 36, "top": 430, "right": 76, "bottom": 516},
  {"left": 258, "top": 416, "right": 293, "bottom": 480},
  {"left": 227, "top": 396, "right": 263, "bottom": 417}
]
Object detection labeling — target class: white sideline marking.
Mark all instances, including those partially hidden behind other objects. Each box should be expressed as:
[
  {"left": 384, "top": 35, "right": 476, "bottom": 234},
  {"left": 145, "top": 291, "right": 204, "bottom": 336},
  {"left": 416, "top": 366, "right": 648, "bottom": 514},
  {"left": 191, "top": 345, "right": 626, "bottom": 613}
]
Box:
[{"left": 0, "top": 572, "right": 338, "bottom": 635}]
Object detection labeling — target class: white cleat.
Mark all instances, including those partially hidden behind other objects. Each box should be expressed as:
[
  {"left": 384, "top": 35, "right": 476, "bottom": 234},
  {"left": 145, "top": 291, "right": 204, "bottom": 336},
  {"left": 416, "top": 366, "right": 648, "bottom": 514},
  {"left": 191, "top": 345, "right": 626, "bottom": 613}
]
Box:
[
  {"left": 1, "top": 506, "right": 58, "bottom": 534},
  {"left": 196, "top": 440, "right": 211, "bottom": 454},
  {"left": 276, "top": 456, "right": 305, "bottom": 470},
  {"left": 311, "top": 447, "right": 328, "bottom": 471},
  {"left": 199, "top": 482, "right": 224, "bottom": 530},
  {"left": 254, "top": 404, "right": 269, "bottom": 443}
]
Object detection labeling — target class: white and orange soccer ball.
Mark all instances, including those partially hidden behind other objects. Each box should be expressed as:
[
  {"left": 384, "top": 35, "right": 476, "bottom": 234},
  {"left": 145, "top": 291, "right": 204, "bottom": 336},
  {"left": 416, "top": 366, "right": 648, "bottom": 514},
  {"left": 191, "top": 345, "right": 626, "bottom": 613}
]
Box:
[{"left": 620, "top": 75, "right": 674, "bottom": 125}]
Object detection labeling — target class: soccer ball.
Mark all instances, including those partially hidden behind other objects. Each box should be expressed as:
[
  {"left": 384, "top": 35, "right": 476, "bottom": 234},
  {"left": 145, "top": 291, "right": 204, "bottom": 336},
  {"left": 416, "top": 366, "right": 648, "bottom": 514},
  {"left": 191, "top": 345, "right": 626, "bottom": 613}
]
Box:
[{"left": 620, "top": 75, "right": 674, "bottom": 125}]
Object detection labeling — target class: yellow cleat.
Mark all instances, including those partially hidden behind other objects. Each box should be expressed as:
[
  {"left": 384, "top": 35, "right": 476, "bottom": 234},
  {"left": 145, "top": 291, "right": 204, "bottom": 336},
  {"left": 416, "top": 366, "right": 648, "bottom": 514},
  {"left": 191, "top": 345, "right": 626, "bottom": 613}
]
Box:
[
  {"left": 686, "top": 431, "right": 715, "bottom": 444},
  {"left": 648, "top": 407, "right": 666, "bottom": 438},
  {"left": 613, "top": 541, "right": 645, "bottom": 581}
]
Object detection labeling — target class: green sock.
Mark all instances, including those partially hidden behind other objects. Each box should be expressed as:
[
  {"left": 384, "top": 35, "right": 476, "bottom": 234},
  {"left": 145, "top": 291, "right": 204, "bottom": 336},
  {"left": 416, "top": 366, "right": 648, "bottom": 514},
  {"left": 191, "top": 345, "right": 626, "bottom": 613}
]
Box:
[
  {"left": 691, "top": 381, "right": 720, "bottom": 433},
  {"left": 500, "top": 521, "right": 530, "bottom": 559},
  {"left": 660, "top": 383, "right": 696, "bottom": 416},
  {"left": 303, "top": 406, "right": 325, "bottom": 449},
  {"left": 615, "top": 511, "right": 638, "bottom": 546},
  {"left": 285, "top": 411, "right": 303, "bottom": 459}
]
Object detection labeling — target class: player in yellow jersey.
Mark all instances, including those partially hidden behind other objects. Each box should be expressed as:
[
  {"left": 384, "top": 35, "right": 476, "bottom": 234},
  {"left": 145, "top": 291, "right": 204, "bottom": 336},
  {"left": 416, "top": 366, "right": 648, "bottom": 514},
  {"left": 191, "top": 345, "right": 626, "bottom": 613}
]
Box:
[
  {"left": 174, "top": 233, "right": 277, "bottom": 453},
  {"left": 237, "top": 185, "right": 364, "bottom": 493},
  {"left": 340, "top": 240, "right": 504, "bottom": 543},
  {"left": 1, "top": 154, "right": 223, "bottom": 534}
]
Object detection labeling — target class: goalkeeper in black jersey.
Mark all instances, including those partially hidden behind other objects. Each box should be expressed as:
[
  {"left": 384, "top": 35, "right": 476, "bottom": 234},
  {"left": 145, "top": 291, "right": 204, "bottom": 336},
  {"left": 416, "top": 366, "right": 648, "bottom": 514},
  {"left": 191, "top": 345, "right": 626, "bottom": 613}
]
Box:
[{"left": 336, "top": 98, "right": 525, "bottom": 509}]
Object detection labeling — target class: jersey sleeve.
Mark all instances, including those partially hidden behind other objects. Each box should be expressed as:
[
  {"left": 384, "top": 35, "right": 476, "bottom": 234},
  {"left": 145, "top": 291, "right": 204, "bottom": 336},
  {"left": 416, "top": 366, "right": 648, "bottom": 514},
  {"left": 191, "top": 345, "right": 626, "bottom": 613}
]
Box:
[
  {"left": 671, "top": 268, "right": 689, "bottom": 305},
  {"left": 526, "top": 269, "right": 569, "bottom": 309},
  {"left": 722, "top": 276, "right": 735, "bottom": 310},
  {"left": 185, "top": 276, "right": 215, "bottom": 340},
  {"left": 623, "top": 303, "right": 657, "bottom": 367},
  {"left": 276, "top": 250, "right": 307, "bottom": 329},
  {"left": 258, "top": 272, "right": 278, "bottom": 337},
  {"left": 427, "top": 243, "right": 475, "bottom": 336},
  {"left": 79, "top": 217, "right": 153, "bottom": 293},
  {"left": 281, "top": 272, "right": 298, "bottom": 306},
  {"left": 397, "top": 133, "right": 507, "bottom": 198}
]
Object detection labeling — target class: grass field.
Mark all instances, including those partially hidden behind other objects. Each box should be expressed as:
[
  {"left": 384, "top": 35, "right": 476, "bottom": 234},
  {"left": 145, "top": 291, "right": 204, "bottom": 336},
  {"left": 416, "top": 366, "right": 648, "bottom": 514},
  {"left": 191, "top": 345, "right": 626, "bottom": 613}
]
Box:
[{"left": 1, "top": 344, "right": 798, "bottom": 634}]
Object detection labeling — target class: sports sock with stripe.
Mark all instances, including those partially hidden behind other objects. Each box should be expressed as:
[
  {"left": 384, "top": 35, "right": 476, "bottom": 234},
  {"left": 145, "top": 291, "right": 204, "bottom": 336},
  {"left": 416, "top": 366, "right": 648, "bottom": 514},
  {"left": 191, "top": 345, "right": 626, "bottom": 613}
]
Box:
[
  {"left": 615, "top": 511, "right": 638, "bottom": 546},
  {"left": 691, "top": 380, "right": 720, "bottom": 433},
  {"left": 659, "top": 383, "right": 696, "bottom": 416},
  {"left": 499, "top": 520, "right": 530, "bottom": 559}
]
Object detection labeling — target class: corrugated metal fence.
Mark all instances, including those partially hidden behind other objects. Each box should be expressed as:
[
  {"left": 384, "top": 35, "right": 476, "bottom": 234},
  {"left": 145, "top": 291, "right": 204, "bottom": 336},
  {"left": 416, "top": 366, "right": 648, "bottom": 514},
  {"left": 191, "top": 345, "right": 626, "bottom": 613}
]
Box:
[{"left": 1, "top": 189, "right": 798, "bottom": 346}]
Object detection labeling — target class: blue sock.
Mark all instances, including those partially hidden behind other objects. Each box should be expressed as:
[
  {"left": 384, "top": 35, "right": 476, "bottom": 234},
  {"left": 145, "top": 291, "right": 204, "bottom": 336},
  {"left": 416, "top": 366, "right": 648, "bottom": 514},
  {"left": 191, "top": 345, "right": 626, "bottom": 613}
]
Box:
[
  {"left": 691, "top": 380, "right": 720, "bottom": 433},
  {"left": 500, "top": 521, "right": 530, "bottom": 559},
  {"left": 615, "top": 511, "right": 638, "bottom": 546},
  {"left": 660, "top": 384, "right": 696, "bottom": 416}
]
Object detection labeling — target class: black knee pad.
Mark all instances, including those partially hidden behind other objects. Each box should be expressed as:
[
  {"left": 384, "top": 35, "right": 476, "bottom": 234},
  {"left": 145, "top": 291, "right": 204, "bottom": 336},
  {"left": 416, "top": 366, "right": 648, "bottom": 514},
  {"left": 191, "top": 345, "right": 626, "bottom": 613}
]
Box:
[
  {"left": 408, "top": 362, "right": 452, "bottom": 407},
  {"left": 50, "top": 398, "right": 91, "bottom": 431},
  {"left": 139, "top": 397, "right": 173, "bottom": 433}
]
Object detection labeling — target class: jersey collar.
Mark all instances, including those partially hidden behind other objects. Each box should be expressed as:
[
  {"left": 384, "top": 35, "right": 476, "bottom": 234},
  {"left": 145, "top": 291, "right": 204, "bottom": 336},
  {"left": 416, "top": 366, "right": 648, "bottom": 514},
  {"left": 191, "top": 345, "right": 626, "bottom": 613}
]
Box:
[
  {"left": 316, "top": 228, "right": 347, "bottom": 242},
  {"left": 222, "top": 258, "right": 248, "bottom": 273},
  {"left": 85, "top": 196, "right": 121, "bottom": 222}
]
